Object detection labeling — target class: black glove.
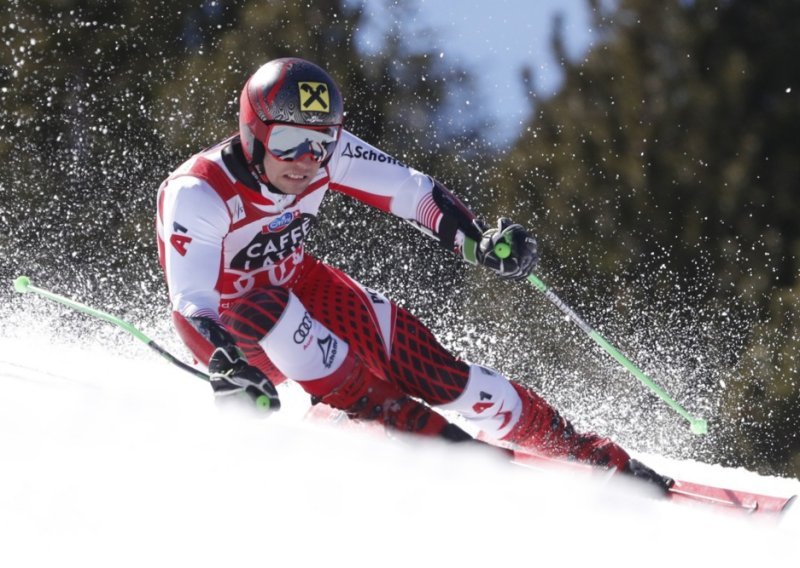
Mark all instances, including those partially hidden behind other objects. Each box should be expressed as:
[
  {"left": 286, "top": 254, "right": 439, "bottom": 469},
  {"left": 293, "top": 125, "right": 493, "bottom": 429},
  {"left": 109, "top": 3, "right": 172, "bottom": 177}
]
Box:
[
  {"left": 208, "top": 345, "right": 281, "bottom": 411},
  {"left": 475, "top": 217, "right": 539, "bottom": 280}
]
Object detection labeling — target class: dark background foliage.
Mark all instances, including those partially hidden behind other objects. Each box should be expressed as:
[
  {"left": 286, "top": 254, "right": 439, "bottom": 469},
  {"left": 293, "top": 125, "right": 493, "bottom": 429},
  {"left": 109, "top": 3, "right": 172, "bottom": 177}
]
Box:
[{"left": 2, "top": 0, "right": 798, "bottom": 478}]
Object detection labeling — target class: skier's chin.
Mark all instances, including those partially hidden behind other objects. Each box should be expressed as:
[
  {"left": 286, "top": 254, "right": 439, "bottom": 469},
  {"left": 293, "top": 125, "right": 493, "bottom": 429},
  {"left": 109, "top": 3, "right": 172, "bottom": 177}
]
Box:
[{"left": 274, "top": 175, "right": 312, "bottom": 195}]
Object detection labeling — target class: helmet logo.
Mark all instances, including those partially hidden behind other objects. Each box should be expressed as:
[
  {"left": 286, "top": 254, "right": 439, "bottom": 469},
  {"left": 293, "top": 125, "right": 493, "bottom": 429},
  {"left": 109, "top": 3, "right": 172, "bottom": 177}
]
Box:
[{"left": 298, "top": 82, "right": 330, "bottom": 112}]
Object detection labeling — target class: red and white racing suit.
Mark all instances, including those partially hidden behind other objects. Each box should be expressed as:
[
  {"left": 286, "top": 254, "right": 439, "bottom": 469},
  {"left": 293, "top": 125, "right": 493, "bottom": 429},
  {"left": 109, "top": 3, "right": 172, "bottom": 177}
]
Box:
[{"left": 156, "top": 130, "right": 631, "bottom": 467}]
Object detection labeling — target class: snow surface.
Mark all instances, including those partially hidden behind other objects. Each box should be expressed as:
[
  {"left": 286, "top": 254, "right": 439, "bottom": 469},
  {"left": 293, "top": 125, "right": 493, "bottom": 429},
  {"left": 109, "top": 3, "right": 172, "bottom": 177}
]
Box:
[{"left": 1, "top": 330, "right": 799, "bottom": 568}]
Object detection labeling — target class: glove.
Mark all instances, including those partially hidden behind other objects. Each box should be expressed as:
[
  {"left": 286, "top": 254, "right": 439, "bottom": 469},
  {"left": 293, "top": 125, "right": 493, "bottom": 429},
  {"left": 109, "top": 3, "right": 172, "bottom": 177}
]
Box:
[
  {"left": 208, "top": 345, "right": 281, "bottom": 411},
  {"left": 475, "top": 217, "right": 539, "bottom": 280}
]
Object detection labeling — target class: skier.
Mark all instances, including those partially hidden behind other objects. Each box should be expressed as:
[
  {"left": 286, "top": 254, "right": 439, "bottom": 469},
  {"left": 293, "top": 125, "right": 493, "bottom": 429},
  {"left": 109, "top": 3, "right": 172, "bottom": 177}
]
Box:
[{"left": 157, "top": 57, "right": 671, "bottom": 490}]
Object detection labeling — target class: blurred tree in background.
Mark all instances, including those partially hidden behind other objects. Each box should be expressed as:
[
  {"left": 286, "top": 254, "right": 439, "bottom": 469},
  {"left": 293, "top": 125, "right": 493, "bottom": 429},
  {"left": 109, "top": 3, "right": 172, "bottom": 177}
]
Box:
[
  {"left": 1, "top": 0, "right": 798, "bottom": 477},
  {"left": 485, "top": 0, "right": 800, "bottom": 477}
]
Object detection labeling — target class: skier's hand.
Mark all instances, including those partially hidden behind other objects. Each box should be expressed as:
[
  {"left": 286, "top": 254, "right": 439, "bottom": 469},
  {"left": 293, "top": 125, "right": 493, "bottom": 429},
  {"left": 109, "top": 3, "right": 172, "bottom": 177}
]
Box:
[
  {"left": 208, "top": 345, "right": 281, "bottom": 412},
  {"left": 476, "top": 218, "right": 539, "bottom": 281}
]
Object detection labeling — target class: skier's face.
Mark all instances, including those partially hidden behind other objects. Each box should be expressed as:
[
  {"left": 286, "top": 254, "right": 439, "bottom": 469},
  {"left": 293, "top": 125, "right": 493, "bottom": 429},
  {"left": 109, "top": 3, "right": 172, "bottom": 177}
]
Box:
[{"left": 262, "top": 152, "right": 322, "bottom": 195}]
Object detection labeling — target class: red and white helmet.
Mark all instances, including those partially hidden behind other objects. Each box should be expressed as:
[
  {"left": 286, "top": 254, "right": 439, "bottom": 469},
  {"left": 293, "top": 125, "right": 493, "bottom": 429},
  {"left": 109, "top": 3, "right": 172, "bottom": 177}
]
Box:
[{"left": 239, "top": 58, "right": 344, "bottom": 167}]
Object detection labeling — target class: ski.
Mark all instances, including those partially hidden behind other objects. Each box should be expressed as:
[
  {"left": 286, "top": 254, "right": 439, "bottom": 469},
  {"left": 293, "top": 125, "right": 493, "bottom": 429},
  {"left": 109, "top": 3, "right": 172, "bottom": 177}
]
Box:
[
  {"left": 667, "top": 478, "right": 795, "bottom": 515},
  {"left": 509, "top": 448, "right": 796, "bottom": 517},
  {"left": 305, "top": 402, "right": 795, "bottom": 517}
]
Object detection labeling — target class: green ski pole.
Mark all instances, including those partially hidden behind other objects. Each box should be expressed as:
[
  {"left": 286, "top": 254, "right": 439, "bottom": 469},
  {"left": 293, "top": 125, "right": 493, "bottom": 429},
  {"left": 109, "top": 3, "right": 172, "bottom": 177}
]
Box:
[
  {"left": 14, "top": 276, "right": 279, "bottom": 411},
  {"left": 14, "top": 276, "right": 280, "bottom": 410},
  {"left": 13, "top": 275, "right": 211, "bottom": 382},
  {"left": 492, "top": 243, "right": 708, "bottom": 435}
]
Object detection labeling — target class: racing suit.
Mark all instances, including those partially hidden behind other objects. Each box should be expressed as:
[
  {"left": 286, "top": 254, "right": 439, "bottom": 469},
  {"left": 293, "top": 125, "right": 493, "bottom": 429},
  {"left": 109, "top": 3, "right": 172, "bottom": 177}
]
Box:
[{"left": 156, "top": 130, "right": 632, "bottom": 468}]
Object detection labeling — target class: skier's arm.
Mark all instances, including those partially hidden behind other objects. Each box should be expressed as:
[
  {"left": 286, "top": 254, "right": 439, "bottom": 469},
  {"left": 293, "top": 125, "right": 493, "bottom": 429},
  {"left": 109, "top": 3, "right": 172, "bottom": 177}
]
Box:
[
  {"left": 177, "top": 312, "right": 280, "bottom": 409},
  {"left": 158, "top": 177, "right": 229, "bottom": 328},
  {"left": 158, "top": 176, "right": 239, "bottom": 358},
  {"left": 413, "top": 182, "right": 539, "bottom": 280},
  {"left": 327, "top": 131, "right": 478, "bottom": 254},
  {"left": 327, "top": 131, "right": 538, "bottom": 279},
  {"left": 157, "top": 177, "right": 279, "bottom": 407}
]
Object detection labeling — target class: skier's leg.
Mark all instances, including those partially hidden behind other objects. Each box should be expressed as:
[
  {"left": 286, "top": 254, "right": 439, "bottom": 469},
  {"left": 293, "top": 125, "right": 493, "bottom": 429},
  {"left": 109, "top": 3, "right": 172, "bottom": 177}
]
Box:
[
  {"left": 221, "top": 287, "right": 471, "bottom": 442},
  {"left": 293, "top": 262, "right": 471, "bottom": 404},
  {"left": 434, "top": 364, "right": 630, "bottom": 468},
  {"left": 435, "top": 365, "right": 673, "bottom": 491},
  {"left": 304, "top": 353, "right": 473, "bottom": 442},
  {"left": 319, "top": 282, "right": 634, "bottom": 469},
  {"left": 292, "top": 264, "right": 629, "bottom": 465},
  {"left": 290, "top": 262, "right": 669, "bottom": 487}
]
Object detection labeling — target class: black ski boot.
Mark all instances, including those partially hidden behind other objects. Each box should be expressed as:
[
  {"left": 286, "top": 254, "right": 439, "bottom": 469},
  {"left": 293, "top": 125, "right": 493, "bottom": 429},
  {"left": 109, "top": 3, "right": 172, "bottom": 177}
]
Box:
[{"left": 621, "top": 459, "right": 675, "bottom": 496}]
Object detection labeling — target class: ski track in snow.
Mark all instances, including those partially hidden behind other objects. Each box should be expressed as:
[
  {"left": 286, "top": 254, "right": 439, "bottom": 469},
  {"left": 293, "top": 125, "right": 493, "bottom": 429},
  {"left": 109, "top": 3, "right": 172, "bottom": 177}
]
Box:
[{"left": 1, "top": 332, "right": 799, "bottom": 568}]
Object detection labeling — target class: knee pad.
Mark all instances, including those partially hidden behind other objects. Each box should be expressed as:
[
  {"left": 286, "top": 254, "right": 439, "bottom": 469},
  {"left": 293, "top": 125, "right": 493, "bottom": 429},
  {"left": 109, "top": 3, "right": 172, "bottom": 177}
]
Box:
[{"left": 434, "top": 364, "right": 522, "bottom": 439}]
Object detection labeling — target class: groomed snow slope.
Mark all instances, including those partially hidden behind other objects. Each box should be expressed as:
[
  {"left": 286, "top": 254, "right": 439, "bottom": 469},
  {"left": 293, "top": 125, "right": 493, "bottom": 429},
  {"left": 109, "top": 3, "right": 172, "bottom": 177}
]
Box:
[{"left": 1, "top": 334, "right": 798, "bottom": 568}]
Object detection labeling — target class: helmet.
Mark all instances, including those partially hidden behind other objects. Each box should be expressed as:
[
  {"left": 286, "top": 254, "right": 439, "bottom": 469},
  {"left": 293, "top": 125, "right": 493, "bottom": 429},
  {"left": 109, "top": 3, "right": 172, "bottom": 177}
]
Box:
[{"left": 239, "top": 58, "right": 344, "bottom": 166}]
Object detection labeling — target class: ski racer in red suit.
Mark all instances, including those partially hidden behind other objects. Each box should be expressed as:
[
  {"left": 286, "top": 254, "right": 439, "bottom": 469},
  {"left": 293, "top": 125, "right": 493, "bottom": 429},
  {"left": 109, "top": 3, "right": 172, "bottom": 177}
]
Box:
[{"left": 157, "top": 57, "right": 671, "bottom": 490}]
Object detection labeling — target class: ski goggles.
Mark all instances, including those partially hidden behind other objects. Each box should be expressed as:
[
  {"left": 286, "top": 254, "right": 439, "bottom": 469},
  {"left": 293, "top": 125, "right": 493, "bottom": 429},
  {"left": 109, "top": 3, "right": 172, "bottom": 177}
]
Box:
[{"left": 265, "top": 123, "right": 341, "bottom": 163}]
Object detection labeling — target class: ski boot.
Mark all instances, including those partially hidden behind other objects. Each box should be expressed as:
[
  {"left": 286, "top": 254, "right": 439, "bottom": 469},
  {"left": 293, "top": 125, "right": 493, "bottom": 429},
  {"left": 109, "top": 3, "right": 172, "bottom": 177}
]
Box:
[
  {"left": 621, "top": 459, "right": 675, "bottom": 496},
  {"left": 501, "top": 383, "right": 673, "bottom": 493},
  {"left": 501, "top": 383, "right": 629, "bottom": 468}
]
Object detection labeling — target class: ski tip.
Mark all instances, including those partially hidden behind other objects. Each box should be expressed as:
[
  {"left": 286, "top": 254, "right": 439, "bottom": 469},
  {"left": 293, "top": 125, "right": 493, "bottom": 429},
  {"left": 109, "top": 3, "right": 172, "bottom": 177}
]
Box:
[
  {"left": 781, "top": 494, "right": 797, "bottom": 514},
  {"left": 13, "top": 275, "right": 31, "bottom": 294}
]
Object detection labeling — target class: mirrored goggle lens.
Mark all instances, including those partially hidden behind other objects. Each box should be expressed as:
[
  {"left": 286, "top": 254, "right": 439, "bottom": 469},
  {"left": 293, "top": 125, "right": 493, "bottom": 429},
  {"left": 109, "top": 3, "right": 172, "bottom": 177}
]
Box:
[{"left": 266, "top": 124, "right": 339, "bottom": 162}]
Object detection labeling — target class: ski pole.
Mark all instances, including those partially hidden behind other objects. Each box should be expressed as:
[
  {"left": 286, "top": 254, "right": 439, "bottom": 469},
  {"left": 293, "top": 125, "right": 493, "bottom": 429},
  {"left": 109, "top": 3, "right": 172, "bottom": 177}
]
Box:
[
  {"left": 12, "top": 275, "right": 277, "bottom": 410},
  {"left": 492, "top": 243, "right": 708, "bottom": 435},
  {"left": 13, "top": 275, "right": 210, "bottom": 381}
]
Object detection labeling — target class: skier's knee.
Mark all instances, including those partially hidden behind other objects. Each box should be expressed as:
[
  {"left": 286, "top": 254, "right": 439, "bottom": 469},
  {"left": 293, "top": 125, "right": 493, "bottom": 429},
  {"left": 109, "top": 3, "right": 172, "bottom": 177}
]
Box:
[
  {"left": 225, "top": 288, "right": 351, "bottom": 383},
  {"left": 304, "top": 353, "right": 386, "bottom": 418},
  {"left": 435, "top": 364, "right": 523, "bottom": 439},
  {"left": 305, "top": 352, "right": 467, "bottom": 440},
  {"left": 221, "top": 287, "right": 291, "bottom": 343}
]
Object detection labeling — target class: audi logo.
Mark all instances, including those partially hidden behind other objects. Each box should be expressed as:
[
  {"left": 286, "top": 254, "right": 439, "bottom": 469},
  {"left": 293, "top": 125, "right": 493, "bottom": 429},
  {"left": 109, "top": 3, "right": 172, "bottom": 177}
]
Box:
[{"left": 293, "top": 312, "right": 313, "bottom": 344}]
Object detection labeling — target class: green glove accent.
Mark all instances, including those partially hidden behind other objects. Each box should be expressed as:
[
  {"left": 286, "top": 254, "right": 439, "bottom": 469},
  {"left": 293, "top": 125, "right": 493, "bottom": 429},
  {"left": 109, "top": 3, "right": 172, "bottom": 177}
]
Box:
[
  {"left": 462, "top": 236, "right": 479, "bottom": 264},
  {"left": 494, "top": 241, "right": 511, "bottom": 259},
  {"left": 255, "top": 394, "right": 273, "bottom": 410}
]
